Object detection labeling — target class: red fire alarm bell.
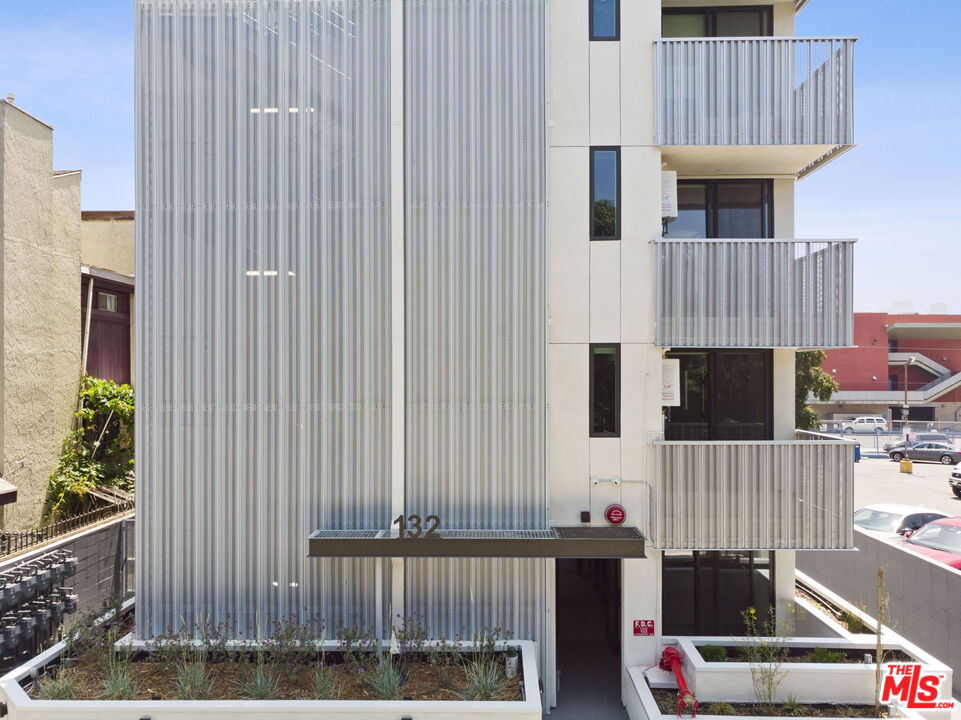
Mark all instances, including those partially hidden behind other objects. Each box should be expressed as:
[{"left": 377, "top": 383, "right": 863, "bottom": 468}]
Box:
[{"left": 604, "top": 503, "right": 626, "bottom": 525}]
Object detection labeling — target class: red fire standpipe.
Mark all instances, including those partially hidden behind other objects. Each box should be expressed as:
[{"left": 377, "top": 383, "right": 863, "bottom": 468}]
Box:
[{"left": 660, "top": 647, "right": 698, "bottom": 717}]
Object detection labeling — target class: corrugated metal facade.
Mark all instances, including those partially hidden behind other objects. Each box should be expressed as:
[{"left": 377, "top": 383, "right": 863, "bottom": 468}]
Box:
[
  {"left": 655, "top": 239, "right": 854, "bottom": 348},
  {"left": 405, "top": 0, "right": 548, "bottom": 532},
  {"left": 655, "top": 38, "right": 855, "bottom": 148},
  {"left": 403, "top": 0, "right": 550, "bottom": 655},
  {"left": 136, "top": 0, "right": 549, "bottom": 643},
  {"left": 653, "top": 438, "right": 855, "bottom": 550},
  {"left": 135, "top": 0, "right": 392, "bottom": 637}
]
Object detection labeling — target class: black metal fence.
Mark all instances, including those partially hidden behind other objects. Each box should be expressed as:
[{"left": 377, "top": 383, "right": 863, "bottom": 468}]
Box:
[{"left": 0, "top": 502, "right": 135, "bottom": 558}]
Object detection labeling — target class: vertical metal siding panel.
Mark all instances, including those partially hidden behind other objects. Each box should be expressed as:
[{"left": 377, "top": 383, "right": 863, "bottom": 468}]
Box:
[
  {"left": 653, "top": 439, "right": 853, "bottom": 550},
  {"left": 403, "top": 0, "right": 547, "bottom": 663},
  {"left": 136, "top": 0, "right": 391, "bottom": 639},
  {"left": 656, "top": 239, "right": 854, "bottom": 348},
  {"left": 655, "top": 38, "right": 854, "bottom": 149}
]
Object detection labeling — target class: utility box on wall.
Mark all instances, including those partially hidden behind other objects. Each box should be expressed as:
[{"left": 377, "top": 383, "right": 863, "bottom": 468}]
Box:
[{"left": 661, "top": 171, "right": 678, "bottom": 220}]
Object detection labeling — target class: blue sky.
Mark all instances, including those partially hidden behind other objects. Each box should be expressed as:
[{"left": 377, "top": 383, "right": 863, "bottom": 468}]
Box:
[{"left": 0, "top": 0, "right": 957, "bottom": 312}]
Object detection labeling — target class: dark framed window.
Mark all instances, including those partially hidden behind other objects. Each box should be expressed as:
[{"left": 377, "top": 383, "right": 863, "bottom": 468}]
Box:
[
  {"left": 664, "top": 179, "right": 773, "bottom": 239},
  {"left": 590, "top": 344, "right": 620, "bottom": 437},
  {"left": 590, "top": 147, "right": 620, "bottom": 240},
  {"left": 664, "top": 349, "right": 773, "bottom": 441},
  {"left": 590, "top": 0, "right": 619, "bottom": 40},
  {"left": 97, "top": 291, "right": 118, "bottom": 312},
  {"left": 662, "top": 551, "right": 775, "bottom": 635},
  {"left": 662, "top": 6, "right": 773, "bottom": 38}
]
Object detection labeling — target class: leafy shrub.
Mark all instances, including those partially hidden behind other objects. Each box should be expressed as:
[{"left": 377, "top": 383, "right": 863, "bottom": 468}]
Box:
[
  {"left": 463, "top": 656, "right": 502, "bottom": 701},
  {"left": 740, "top": 605, "right": 795, "bottom": 710},
  {"left": 805, "top": 647, "right": 847, "bottom": 664},
  {"left": 366, "top": 657, "right": 402, "bottom": 700},
  {"left": 46, "top": 376, "right": 134, "bottom": 518},
  {"left": 395, "top": 616, "right": 429, "bottom": 655},
  {"left": 704, "top": 702, "right": 737, "bottom": 715},
  {"left": 841, "top": 611, "right": 865, "bottom": 634},
  {"left": 699, "top": 645, "right": 728, "bottom": 662},
  {"left": 36, "top": 668, "right": 77, "bottom": 699},
  {"left": 472, "top": 626, "right": 510, "bottom": 661},
  {"left": 336, "top": 625, "right": 376, "bottom": 665}
]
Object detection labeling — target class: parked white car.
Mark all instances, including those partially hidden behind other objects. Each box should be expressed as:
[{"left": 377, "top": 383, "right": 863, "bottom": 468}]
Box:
[
  {"left": 853, "top": 504, "right": 948, "bottom": 540},
  {"left": 840, "top": 416, "right": 888, "bottom": 433}
]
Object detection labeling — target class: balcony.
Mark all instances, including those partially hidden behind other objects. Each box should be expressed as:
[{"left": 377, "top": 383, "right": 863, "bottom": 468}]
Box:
[
  {"left": 655, "top": 37, "right": 855, "bottom": 177},
  {"left": 651, "top": 432, "right": 854, "bottom": 550},
  {"left": 655, "top": 239, "right": 854, "bottom": 348}
]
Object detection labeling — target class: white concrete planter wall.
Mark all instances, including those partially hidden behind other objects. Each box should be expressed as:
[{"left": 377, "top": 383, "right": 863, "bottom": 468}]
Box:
[
  {"left": 0, "top": 640, "right": 542, "bottom": 720},
  {"left": 793, "top": 596, "right": 849, "bottom": 639},
  {"left": 625, "top": 666, "right": 926, "bottom": 720},
  {"left": 676, "top": 637, "right": 948, "bottom": 706}
]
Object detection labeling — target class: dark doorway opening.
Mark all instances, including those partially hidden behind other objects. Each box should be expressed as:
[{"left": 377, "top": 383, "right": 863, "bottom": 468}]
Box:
[
  {"left": 554, "top": 558, "right": 625, "bottom": 718},
  {"left": 664, "top": 349, "right": 773, "bottom": 441}
]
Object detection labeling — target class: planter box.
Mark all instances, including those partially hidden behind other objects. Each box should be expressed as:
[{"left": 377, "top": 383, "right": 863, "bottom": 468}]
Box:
[
  {"left": 678, "top": 637, "right": 948, "bottom": 707},
  {"left": 625, "top": 666, "right": 926, "bottom": 720},
  {"left": 0, "top": 639, "right": 542, "bottom": 719}
]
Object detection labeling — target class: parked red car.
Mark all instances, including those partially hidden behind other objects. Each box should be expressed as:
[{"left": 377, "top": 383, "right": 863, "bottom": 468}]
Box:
[{"left": 900, "top": 517, "right": 961, "bottom": 570}]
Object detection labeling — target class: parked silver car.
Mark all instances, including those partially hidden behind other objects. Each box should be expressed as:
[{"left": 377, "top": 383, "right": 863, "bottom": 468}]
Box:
[
  {"left": 888, "top": 442, "right": 961, "bottom": 465},
  {"left": 883, "top": 433, "right": 950, "bottom": 452}
]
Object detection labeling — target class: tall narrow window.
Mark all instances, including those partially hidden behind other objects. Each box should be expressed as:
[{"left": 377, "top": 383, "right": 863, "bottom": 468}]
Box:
[
  {"left": 590, "top": 147, "right": 620, "bottom": 240},
  {"left": 590, "top": 344, "right": 620, "bottom": 437},
  {"left": 590, "top": 0, "right": 619, "bottom": 40}
]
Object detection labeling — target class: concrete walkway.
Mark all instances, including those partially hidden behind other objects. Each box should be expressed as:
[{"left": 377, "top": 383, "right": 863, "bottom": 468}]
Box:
[{"left": 546, "top": 567, "right": 629, "bottom": 719}]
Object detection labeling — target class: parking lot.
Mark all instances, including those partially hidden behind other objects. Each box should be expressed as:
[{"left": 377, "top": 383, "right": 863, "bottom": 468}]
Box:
[
  {"left": 839, "top": 430, "right": 961, "bottom": 458},
  {"left": 854, "top": 455, "right": 961, "bottom": 518}
]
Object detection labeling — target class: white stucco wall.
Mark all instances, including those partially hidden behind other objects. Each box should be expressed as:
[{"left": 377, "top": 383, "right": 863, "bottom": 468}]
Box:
[
  {"left": 547, "top": 0, "right": 806, "bottom": 701},
  {"left": 548, "top": 0, "right": 666, "bottom": 690},
  {"left": 0, "top": 101, "right": 83, "bottom": 530},
  {"left": 81, "top": 215, "right": 135, "bottom": 277}
]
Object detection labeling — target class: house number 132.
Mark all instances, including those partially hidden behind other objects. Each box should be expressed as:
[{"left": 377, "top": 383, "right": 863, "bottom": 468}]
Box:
[{"left": 393, "top": 514, "right": 440, "bottom": 538}]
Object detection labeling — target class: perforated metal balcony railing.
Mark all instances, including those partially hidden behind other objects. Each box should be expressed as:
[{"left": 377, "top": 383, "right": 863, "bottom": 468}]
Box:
[
  {"left": 651, "top": 431, "right": 854, "bottom": 551},
  {"left": 655, "top": 37, "right": 855, "bottom": 176},
  {"left": 655, "top": 238, "right": 854, "bottom": 348}
]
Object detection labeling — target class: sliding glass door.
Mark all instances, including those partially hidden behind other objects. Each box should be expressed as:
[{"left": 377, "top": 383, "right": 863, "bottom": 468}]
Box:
[
  {"left": 664, "top": 179, "right": 773, "bottom": 239},
  {"left": 665, "top": 350, "right": 772, "bottom": 441}
]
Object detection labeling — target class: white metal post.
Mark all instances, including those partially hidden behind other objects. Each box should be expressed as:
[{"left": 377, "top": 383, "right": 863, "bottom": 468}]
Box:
[{"left": 389, "top": 0, "right": 406, "bottom": 645}]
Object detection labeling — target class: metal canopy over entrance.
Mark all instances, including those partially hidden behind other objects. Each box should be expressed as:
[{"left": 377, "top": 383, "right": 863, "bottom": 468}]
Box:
[{"left": 308, "top": 527, "right": 645, "bottom": 559}]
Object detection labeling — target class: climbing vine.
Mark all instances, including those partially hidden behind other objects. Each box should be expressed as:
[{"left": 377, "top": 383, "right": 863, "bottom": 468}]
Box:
[{"left": 45, "top": 376, "right": 135, "bottom": 519}]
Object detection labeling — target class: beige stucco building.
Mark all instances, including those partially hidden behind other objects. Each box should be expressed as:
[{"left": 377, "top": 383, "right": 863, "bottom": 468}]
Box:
[{"left": 0, "top": 97, "right": 133, "bottom": 530}]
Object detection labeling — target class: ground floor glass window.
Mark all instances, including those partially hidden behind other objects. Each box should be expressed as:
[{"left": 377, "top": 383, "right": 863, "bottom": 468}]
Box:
[{"left": 662, "top": 551, "right": 774, "bottom": 635}]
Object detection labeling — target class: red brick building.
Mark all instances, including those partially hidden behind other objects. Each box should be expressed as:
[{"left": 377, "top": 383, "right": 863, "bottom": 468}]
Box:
[{"left": 814, "top": 313, "right": 961, "bottom": 423}]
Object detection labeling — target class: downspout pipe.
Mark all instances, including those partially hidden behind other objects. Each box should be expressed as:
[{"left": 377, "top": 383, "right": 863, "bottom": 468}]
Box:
[{"left": 78, "top": 275, "right": 95, "bottom": 416}]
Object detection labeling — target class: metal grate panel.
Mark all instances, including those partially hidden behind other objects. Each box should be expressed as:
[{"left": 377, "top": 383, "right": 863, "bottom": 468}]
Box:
[
  {"left": 655, "top": 239, "right": 855, "bottom": 348},
  {"left": 655, "top": 37, "right": 855, "bottom": 149}
]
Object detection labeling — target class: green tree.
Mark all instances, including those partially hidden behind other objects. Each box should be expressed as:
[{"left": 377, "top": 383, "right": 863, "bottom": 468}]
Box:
[{"left": 795, "top": 350, "right": 838, "bottom": 430}]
